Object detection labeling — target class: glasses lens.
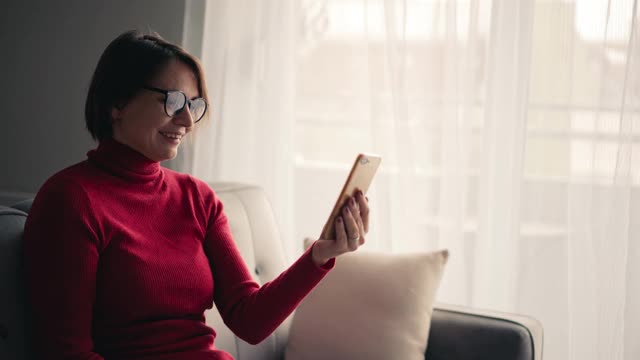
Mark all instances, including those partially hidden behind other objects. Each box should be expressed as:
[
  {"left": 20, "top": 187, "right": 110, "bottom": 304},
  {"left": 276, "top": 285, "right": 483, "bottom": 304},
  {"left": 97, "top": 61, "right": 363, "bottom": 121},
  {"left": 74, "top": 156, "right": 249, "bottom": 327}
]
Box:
[
  {"left": 165, "top": 91, "right": 186, "bottom": 116},
  {"left": 190, "top": 98, "right": 207, "bottom": 122}
]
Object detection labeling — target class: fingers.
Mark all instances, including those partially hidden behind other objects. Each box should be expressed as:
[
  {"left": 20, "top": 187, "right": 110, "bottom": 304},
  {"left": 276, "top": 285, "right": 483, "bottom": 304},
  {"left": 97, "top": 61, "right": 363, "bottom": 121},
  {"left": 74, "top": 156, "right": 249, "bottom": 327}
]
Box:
[
  {"left": 342, "top": 199, "right": 361, "bottom": 251},
  {"left": 331, "top": 193, "right": 370, "bottom": 256},
  {"left": 335, "top": 216, "right": 348, "bottom": 249},
  {"left": 355, "top": 191, "right": 369, "bottom": 233},
  {"left": 355, "top": 214, "right": 366, "bottom": 245}
]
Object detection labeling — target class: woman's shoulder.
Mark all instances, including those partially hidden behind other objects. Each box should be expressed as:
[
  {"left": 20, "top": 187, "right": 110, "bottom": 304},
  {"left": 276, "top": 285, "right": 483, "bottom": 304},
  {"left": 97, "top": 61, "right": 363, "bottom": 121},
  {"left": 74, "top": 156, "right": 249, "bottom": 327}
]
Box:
[
  {"left": 39, "top": 161, "right": 94, "bottom": 195},
  {"left": 30, "top": 161, "right": 99, "bottom": 216},
  {"left": 162, "top": 169, "right": 220, "bottom": 204},
  {"left": 163, "top": 168, "right": 209, "bottom": 191},
  {"left": 162, "top": 170, "right": 225, "bottom": 226}
]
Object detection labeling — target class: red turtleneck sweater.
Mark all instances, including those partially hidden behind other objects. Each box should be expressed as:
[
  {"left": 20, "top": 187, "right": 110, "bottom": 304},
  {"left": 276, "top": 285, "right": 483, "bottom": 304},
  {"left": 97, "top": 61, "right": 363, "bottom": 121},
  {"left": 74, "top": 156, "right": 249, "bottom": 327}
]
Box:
[{"left": 23, "top": 138, "right": 334, "bottom": 360}]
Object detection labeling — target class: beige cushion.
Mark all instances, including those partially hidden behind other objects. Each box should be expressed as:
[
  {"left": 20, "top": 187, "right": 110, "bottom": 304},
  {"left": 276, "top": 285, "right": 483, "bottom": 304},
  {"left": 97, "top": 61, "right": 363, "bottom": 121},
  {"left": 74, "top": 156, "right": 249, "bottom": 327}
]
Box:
[{"left": 285, "top": 249, "right": 449, "bottom": 360}]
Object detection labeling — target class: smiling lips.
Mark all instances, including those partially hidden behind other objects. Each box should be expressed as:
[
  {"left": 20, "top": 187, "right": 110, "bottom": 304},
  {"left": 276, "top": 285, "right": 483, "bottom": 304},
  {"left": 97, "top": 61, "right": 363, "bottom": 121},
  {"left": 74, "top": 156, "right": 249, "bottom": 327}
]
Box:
[
  {"left": 160, "top": 131, "right": 183, "bottom": 139},
  {"left": 159, "top": 131, "right": 184, "bottom": 143}
]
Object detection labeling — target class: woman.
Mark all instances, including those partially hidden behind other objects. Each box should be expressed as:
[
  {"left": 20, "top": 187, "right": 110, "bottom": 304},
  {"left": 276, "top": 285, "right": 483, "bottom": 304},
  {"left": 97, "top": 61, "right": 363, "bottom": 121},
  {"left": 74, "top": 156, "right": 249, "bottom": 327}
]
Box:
[{"left": 23, "top": 30, "right": 369, "bottom": 360}]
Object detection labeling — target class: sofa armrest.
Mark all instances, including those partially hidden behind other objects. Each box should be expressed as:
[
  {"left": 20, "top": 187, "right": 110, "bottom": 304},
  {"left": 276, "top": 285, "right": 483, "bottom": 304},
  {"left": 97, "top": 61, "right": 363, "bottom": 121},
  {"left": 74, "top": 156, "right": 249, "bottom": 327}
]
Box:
[{"left": 426, "top": 303, "right": 543, "bottom": 360}]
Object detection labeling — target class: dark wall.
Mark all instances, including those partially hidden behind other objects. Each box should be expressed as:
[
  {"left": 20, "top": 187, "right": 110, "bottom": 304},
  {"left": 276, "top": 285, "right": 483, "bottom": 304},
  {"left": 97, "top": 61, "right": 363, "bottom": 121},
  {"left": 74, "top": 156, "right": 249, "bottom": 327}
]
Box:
[{"left": 0, "top": 0, "right": 193, "bottom": 194}]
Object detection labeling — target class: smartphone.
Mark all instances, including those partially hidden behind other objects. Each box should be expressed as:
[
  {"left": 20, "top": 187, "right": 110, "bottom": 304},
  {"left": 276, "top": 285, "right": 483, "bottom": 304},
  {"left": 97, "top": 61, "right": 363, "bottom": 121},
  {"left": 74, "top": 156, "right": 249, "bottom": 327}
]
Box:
[{"left": 319, "top": 153, "right": 382, "bottom": 240}]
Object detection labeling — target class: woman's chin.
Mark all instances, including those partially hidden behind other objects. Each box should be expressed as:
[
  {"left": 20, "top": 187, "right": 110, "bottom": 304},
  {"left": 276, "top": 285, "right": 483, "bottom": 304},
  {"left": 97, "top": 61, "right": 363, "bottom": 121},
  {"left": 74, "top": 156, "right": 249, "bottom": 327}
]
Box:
[
  {"left": 146, "top": 146, "right": 178, "bottom": 162},
  {"left": 159, "top": 150, "right": 178, "bottom": 162}
]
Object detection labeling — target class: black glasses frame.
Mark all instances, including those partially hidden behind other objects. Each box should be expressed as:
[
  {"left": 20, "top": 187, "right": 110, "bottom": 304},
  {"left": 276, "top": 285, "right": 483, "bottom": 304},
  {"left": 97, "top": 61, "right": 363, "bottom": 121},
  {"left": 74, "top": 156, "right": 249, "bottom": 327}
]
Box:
[{"left": 143, "top": 86, "right": 207, "bottom": 123}]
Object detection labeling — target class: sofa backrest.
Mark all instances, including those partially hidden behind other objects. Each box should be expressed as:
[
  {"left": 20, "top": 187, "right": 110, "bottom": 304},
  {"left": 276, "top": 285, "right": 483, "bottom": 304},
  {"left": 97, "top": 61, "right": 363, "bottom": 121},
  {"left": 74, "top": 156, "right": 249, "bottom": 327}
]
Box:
[
  {"left": 204, "top": 182, "right": 291, "bottom": 360},
  {"left": 0, "top": 182, "right": 291, "bottom": 360},
  {"left": 0, "top": 206, "right": 32, "bottom": 359}
]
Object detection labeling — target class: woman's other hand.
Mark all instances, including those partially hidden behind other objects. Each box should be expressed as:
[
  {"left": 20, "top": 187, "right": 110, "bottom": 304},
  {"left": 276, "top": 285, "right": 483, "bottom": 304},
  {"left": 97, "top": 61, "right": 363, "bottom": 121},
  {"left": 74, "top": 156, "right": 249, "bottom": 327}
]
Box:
[{"left": 311, "top": 191, "right": 369, "bottom": 266}]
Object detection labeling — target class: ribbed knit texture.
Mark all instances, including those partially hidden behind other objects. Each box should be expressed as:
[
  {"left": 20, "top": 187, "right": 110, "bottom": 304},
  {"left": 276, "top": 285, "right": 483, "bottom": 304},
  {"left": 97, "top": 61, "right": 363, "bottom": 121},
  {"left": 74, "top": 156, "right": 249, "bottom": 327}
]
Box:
[{"left": 23, "top": 138, "right": 335, "bottom": 360}]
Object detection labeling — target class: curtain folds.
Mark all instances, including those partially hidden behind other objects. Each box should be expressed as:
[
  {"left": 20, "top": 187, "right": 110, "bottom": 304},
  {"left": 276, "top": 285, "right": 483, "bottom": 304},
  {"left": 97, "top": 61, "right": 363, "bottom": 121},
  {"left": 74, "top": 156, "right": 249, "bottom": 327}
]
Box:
[{"left": 192, "top": 1, "right": 639, "bottom": 359}]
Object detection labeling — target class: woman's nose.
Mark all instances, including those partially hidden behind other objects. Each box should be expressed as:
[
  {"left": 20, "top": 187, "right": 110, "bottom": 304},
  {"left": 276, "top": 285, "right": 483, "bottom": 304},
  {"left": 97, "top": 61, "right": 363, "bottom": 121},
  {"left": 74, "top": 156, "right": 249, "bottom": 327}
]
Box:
[{"left": 172, "top": 106, "right": 194, "bottom": 127}]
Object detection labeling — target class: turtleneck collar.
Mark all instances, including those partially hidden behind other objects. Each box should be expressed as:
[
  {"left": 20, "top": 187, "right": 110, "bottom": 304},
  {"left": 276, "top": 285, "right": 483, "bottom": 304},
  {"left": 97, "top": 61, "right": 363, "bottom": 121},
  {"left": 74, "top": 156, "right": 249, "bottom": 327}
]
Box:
[{"left": 87, "top": 137, "right": 162, "bottom": 183}]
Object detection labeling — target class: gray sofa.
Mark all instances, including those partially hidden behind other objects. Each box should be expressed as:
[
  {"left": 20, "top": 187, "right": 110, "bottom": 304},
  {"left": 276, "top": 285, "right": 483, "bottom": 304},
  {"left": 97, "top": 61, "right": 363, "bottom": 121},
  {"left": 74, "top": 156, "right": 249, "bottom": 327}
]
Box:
[{"left": 1, "top": 182, "right": 543, "bottom": 359}]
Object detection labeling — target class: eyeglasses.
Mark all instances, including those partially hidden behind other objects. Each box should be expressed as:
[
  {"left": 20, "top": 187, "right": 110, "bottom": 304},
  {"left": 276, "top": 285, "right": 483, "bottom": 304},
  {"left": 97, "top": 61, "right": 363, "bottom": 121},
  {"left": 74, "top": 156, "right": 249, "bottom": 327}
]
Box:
[{"left": 143, "top": 86, "right": 207, "bottom": 123}]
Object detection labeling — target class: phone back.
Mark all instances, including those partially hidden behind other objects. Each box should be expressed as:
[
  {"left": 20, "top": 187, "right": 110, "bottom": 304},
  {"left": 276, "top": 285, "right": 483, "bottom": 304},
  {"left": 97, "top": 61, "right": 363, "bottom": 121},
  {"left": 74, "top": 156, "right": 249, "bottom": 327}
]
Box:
[{"left": 319, "top": 154, "right": 382, "bottom": 240}]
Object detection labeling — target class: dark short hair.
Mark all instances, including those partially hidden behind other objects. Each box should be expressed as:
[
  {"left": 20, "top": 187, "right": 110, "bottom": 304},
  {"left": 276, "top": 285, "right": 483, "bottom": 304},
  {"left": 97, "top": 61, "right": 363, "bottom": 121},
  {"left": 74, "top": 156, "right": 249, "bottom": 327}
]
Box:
[{"left": 85, "top": 30, "right": 209, "bottom": 141}]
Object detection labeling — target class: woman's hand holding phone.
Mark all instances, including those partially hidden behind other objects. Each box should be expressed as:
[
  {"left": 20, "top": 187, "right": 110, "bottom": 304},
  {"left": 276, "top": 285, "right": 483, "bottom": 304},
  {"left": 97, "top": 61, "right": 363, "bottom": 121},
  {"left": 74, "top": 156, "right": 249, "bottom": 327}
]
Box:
[{"left": 311, "top": 190, "right": 369, "bottom": 266}]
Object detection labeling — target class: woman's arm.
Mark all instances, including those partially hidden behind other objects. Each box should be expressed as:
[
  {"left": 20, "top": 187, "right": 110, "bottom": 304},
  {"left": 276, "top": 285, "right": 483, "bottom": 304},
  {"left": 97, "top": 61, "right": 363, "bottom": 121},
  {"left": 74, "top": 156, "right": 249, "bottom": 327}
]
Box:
[
  {"left": 198, "top": 183, "right": 369, "bottom": 345},
  {"left": 203, "top": 208, "right": 333, "bottom": 345},
  {"left": 23, "top": 177, "right": 104, "bottom": 359}
]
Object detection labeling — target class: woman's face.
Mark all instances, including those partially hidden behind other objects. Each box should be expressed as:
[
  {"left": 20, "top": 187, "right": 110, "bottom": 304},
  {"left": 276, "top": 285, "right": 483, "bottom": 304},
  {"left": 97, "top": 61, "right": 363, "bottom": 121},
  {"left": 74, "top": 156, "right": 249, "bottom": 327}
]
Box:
[{"left": 111, "top": 59, "right": 199, "bottom": 162}]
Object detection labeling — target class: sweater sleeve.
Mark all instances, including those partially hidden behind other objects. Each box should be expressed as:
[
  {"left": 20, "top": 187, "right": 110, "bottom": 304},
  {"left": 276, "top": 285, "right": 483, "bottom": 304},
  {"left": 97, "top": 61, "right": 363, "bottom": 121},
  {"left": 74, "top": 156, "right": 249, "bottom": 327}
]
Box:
[
  {"left": 23, "top": 176, "right": 104, "bottom": 360},
  {"left": 198, "top": 185, "right": 334, "bottom": 345}
]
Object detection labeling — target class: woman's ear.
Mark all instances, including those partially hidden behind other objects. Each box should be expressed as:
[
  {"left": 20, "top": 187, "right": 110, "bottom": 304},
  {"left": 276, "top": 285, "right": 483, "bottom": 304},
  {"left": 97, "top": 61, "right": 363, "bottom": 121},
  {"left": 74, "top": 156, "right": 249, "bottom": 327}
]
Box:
[
  {"left": 111, "top": 102, "right": 124, "bottom": 121},
  {"left": 111, "top": 107, "right": 121, "bottom": 121}
]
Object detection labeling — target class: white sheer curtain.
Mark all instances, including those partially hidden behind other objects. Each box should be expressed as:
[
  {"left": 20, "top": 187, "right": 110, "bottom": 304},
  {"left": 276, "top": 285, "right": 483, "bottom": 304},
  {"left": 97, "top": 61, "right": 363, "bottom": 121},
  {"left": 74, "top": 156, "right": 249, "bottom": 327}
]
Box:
[
  {"left": 191, "top": 0, "right": 298, "bottom": 259},
  {"left": 192, "top": 1, "right": 639, "bottom": 359}
]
